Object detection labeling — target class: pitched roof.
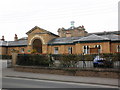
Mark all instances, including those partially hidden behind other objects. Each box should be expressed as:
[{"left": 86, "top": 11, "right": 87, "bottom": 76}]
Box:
[
  {"left": 48, "top": 36, "right": 83, "bottom": 45},
  {"left": 76, "top": 34, "right": 109, "bottom": 42},
  {"left": 48, "top": 34, "right": 120, "bottom": 45},
  {"left": 89, "top": 31, "right": 120, "bottom": 36},
  {"left": 101, "top": 34, "right": 120, "bottom": 41}
]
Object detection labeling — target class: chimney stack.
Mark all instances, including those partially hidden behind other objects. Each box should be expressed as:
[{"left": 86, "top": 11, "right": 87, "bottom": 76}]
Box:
[
  {"left": 1, "top": 36, "right": 5, "bottom": 41},
  {"left": 14, "top": 34, "right": 18, "bottom": 41}
]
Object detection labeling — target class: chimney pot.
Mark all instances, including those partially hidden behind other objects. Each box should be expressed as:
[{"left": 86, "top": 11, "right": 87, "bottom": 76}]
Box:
[
  {"left": 1, "top": 36, "right": 5, "bottom": 41},
  {"left": 14, "top": 34, "right": 18, "bottom": 41}
]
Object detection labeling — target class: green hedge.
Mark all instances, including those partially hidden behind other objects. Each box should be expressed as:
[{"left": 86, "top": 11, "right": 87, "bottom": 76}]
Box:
[
  {"left": 16, "top": 53, "right": 120, "bottom": 67},
  {"left": 51, "top": 53, "right": 120, "bottom": 61},
  {"left": 0, "top": 55, "right": 12, "bottom": 59},
  {"left": 51, "top": 53, "right": 119, "bottom": 68},
  {"left": 17, "top": 54, "right": 53, "bottom": 67}
]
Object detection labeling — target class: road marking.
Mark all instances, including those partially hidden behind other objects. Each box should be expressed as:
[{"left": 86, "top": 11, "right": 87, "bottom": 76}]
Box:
[{"left": 3, "top": 77, "right": 118, "bottom": 88}]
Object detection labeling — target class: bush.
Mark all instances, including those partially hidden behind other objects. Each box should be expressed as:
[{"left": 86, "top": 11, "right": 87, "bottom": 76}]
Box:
[
  {"left": 16, "top": 54, "right": 53, "bottom": 67},
  {"left": 50, "top": 53, "right": 120, "bottom": 68},
  {"left": 16, "top": 53, "right": 120, "bottom": 68},
  {"left": 101, "top": 53, "right": 120, "bottom": 61},
  {"left": 58, "top": 54, "right": 80, "bottom": 68}
]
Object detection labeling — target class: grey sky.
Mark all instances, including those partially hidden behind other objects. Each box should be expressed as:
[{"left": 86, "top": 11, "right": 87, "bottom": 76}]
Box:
[{"left": 0, "top": 0, "right": 119, "bottom": 41}]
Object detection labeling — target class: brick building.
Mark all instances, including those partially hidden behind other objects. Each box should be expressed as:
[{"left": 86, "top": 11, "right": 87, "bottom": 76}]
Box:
[{"left": 0, "top": 25, "right": 120, "bottom": 55}]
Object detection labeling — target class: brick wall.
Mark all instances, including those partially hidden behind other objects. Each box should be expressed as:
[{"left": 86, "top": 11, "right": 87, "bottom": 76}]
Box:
[{"left": 14, "top": 66, "right": 119, "bottom": 78}]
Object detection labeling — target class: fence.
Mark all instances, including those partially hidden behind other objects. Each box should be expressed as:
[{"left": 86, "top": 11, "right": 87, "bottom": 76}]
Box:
[
  {"left": 16, "top": 53, "right": 120, "bottom": 69},
  {"left": 51, "top": 54, "right": 120, "bottom": 68}
]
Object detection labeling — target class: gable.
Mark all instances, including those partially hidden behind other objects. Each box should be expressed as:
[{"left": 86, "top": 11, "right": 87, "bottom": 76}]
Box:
[
  {"left": 26, "top": 26, "right": 48, "bottom": 35},
  {"left": 26, "top": 26, "right": 59, "bottom": 37}
]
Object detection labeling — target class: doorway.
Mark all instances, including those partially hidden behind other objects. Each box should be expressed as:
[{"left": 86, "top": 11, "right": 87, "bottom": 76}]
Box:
[{"left": 32, "top": 39, "right": 42, "bottom": 53}]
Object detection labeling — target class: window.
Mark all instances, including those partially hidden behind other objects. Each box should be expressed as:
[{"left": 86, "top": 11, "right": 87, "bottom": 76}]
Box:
[
  {"left": 117, "top": 45, "right": 120, "bottom": 52},
  {"left": 95, "top": 45, "right": 101, "bottom": 53},
  {"left": 54, "top": 47, "right": 59, "bottom": 54},
  {"left": 68, "top": 47, "right": 72, "bottom": 54},
  {"left": 83, "top": 46, "right": 89, "bottom": 54}
]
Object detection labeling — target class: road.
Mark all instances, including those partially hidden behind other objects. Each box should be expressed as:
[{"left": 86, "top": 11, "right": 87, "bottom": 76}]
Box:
[{"left": 2, "top": 77, "right": 118, "bottom": 89}]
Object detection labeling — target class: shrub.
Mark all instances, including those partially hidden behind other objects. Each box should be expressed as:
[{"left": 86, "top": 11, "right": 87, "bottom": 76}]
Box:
[
  {"left": 16, "top": 53, "right": 120, "bottom": 68},
  {"left": 16, "top": 54, "right": 53, "bottom": 67},
  {"left": 58, "top": 54, "right": 80, "bottom": 68}
]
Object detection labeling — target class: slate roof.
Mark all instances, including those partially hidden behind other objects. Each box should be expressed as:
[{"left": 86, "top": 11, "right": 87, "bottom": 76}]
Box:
[
  {"left": 101, "top": 34, "right": 120, "bottom": 41},
  {"left": 89, "top": 31, "right": 120, "bottom": 36},
  {"left": 75, "top": 34, "right": 109, "bottom": 42},
  {"left": 0, "top": 39, "right": 27, "bottom": 47},
  {"left": 48, "top": 36, "right": 83, "bottom": 45},
  {"left": 48, "top": 34, "right": 120, "bottom": 45}
]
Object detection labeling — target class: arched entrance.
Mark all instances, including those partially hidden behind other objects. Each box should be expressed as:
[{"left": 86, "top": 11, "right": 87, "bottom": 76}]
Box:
[{"left": 32, "top": 39, "right": 42, "bottom": 53}]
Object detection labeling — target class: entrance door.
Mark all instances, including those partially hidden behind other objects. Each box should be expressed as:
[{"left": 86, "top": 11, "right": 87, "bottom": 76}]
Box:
[{"left": 32, "top": 39, "right": 42, "bottom": 53}]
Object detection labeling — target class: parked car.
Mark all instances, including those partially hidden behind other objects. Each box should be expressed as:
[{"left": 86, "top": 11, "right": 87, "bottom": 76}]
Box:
[
  {"left": 93, "top": 55, "right": 105, "bottom": 67},
  {"left": 93, "top": 55, "right": 113, "bottom": 68}
]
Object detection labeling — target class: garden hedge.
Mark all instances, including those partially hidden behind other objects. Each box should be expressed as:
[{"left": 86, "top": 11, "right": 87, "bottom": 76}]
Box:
[{"left": 16, "top": 53, "right": 120, "bottom": 67}]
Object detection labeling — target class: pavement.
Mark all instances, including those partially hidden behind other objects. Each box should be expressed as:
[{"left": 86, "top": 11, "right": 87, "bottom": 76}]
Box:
[{"left": 2, "top": 68, "right": 119, "bottom": 87}]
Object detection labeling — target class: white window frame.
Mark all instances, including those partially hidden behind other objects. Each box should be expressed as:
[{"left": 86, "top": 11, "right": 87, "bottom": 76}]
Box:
[
  {"left": 54, "top": 47, "right": 59, "bottom": 54},
  {"left": 68, "top": 47, "right": 72, "bottom": 54},
  {"left": 83, "top": 46, "right": 89, "bottom": 54},
  {"left": 117, "top": 45, "right": 120, "bottom": 52}
]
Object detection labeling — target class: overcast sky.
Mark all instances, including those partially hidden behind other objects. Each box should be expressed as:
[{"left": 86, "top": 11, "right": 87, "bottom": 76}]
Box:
[{"left": 0, "top": 0, "right": 119, "bottom": 41}]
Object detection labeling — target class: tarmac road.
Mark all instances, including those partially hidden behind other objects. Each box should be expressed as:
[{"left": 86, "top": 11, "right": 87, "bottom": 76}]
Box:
[{"left": 2, "top": 77, "right": 118, "bottom": 89}]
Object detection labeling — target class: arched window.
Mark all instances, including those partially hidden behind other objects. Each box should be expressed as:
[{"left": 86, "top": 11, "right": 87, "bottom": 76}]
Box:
[
  {"left": 83, "top": 46, "right": 89, "bottom": 54},
  {"left": 95, "top": 45, "right": 101, "bottom": 53}
]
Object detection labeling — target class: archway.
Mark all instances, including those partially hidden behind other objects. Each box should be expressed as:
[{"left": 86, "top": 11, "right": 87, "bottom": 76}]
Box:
[{"left": 32, "top": 39, "right": 42, "bottom": 53}]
